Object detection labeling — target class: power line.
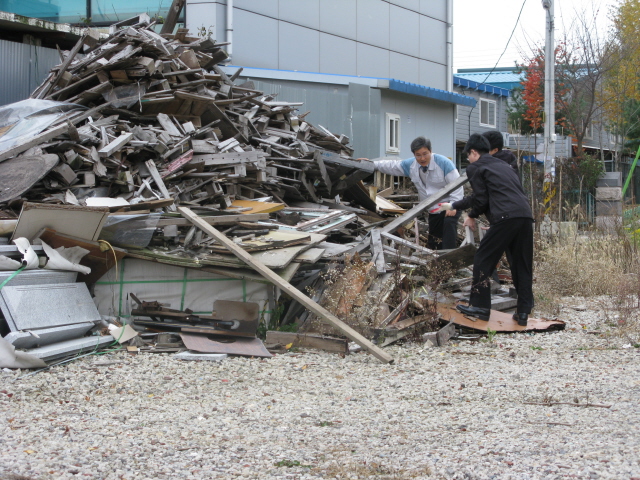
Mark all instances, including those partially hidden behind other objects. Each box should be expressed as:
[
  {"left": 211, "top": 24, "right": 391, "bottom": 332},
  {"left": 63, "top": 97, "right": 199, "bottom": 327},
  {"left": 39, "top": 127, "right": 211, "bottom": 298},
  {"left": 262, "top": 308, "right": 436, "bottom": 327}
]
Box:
[{"left": 479, "top": 0, "right": 528, "bottom": 84}]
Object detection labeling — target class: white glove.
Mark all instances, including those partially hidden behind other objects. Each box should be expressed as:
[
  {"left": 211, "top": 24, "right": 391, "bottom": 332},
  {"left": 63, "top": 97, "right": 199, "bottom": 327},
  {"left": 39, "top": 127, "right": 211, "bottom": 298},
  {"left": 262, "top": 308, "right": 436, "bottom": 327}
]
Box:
[{"left": 429, "top": 202, "right": 452, "bottom": 214}]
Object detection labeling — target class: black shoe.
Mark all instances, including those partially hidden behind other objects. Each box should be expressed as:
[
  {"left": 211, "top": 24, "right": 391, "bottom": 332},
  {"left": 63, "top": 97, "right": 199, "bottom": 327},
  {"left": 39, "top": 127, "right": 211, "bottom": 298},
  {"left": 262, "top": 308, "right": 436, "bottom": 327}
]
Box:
[
  {"left": 456, "top": 304, "right": 490, "bottom": 321},
  {"left": 513, "top": 313, "right": 528, "bottom": 326}
]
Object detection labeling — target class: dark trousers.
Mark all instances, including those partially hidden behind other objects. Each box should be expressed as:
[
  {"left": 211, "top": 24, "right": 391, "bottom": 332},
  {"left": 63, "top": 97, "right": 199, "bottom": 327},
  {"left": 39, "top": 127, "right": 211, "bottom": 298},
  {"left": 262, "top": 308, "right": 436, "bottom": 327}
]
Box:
[
  {"left": 469, "top": 217, "right": 534, "bottom": 314},
  {"left": 427, "top": 210, "right": 461, "bottom": 250}
]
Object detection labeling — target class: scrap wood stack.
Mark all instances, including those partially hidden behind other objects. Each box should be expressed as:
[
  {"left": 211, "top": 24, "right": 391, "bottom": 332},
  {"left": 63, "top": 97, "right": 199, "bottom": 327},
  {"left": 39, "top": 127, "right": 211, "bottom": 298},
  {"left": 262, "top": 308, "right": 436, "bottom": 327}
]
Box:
[
  {"left": 1, "top": 15, "right": 554, "bottom": 366},
  {"left": 0, "top": 15, "right": 371, "bottom": 214}
]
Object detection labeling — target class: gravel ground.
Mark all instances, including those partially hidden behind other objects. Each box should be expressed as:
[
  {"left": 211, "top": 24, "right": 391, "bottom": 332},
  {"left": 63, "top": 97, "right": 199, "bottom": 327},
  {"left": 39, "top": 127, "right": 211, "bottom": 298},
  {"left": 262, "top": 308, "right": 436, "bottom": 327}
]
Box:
[{"left": 1, "top": 297, "right": 640, "bottom": 480}]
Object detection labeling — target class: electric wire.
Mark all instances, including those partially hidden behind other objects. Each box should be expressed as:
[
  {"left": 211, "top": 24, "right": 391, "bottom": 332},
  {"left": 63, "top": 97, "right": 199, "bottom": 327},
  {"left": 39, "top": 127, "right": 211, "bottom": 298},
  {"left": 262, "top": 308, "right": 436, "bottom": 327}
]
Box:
[{"left": 467, "top": 0, "right": 529, "bottom": 137}]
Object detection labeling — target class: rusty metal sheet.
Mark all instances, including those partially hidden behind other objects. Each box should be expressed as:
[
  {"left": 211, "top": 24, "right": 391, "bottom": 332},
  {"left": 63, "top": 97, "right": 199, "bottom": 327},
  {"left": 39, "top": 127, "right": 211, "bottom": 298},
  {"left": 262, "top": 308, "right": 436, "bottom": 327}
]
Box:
[
  {"left": 180, "top": 333, "right": 273, "bottom": 358},
  {"left": 212, "top": 300, "right": 258, "bottom": 323},
  {"left": 438, "top": 305, "right": 565, "bottom": 333}
]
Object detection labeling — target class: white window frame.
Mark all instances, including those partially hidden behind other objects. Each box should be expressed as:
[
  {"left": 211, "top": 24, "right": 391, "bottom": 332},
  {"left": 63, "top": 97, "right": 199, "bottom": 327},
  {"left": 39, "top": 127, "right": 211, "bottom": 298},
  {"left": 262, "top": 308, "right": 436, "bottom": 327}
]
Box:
[
  {"left": 584, "top": 121, "right": 594, "bottom": 140},
  {"left": 385, "top": 113, "right": 400, "bottom": 154},
  {"left": 479, "top": 99, "right": 496, "bottom": 128}
]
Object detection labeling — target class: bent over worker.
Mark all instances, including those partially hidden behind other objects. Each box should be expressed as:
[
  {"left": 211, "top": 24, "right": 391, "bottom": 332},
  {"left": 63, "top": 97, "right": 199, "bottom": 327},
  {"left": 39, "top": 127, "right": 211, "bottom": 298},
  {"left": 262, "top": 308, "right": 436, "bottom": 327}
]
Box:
[
  {"left": 371, "top": 136, "right": 464, "bottom": 250},
  {"left": 433, "top": 133, "right": 534, "bottom": 327}
]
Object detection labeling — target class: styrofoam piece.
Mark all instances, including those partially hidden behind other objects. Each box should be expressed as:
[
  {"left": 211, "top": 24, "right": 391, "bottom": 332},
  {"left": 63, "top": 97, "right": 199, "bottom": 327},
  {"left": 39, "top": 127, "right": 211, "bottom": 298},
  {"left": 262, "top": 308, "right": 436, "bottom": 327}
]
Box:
[
  {"left": 0, "top": 283, "right": 101, "bottom": 331},
  {"left": 3, "top": 322, "right": 95, "bottom": 349},
  {"left": 0, "top": 337, "right": 46, "bottom": 369},
  {"left": 0, "top": 269, "right": 77, "bottom": 287},
  {"left": 41, "top": 240, "right": 91, "bottom": 274},
  {"left": 25, "top": 335, "right": 114, "bottom": 362},
  {"left": 174, "top": 351, "right": 227, "bottom": 362},
  {"left": 13, "top": 237, "right": 39, "bottom": 269}
]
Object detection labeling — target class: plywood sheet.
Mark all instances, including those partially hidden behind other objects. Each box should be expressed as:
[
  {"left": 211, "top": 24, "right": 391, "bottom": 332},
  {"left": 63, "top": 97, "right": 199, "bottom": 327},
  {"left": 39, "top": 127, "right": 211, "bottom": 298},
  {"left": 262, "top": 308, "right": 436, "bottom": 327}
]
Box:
[
  {"left": 230, "top": 199, "right": 285, "bottom": 214},
  {"left": 12, "top": 203, "right": 109, "bottom": 242},
  {"left": 438, "top": 305, "right": 565, "bottom": 333}
]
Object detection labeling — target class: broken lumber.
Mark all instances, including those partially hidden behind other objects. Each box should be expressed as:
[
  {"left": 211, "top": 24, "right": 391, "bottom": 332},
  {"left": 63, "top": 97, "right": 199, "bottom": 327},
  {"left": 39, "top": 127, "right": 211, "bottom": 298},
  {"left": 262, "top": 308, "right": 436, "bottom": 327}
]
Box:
[{"left": 177, "top": 206, "right": 394, "bottom": 364}]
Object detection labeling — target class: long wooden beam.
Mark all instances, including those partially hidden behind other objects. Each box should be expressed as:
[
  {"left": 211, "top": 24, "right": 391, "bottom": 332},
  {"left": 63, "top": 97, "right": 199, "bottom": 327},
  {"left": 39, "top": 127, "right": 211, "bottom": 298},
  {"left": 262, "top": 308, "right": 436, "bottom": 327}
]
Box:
[
  {"left": 178, "top": 206, "right": 394, "bottom": 364},
  {"left": 380, "top": 174, "right": 468, "bottom": 234}
]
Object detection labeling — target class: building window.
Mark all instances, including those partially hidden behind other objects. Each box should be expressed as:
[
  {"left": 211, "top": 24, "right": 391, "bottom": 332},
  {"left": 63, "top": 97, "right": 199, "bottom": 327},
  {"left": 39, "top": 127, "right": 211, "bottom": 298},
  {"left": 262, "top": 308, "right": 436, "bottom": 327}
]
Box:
[
  {"left": 479, "top": 99, "right": 496, "bottom": 127},
  {"left": 584, "top": 121, "right": 594, "bottom": 140},
  {"left": 386, "top": 113, "right": 400, "bottom": 154}
]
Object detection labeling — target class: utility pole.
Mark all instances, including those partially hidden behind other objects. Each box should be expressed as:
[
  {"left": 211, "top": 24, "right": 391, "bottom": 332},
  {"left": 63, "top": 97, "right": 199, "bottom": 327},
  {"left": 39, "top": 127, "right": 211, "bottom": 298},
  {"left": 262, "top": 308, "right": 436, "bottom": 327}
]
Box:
[{"left": 542, "top": 0, "right": 556, "bottom": 216}]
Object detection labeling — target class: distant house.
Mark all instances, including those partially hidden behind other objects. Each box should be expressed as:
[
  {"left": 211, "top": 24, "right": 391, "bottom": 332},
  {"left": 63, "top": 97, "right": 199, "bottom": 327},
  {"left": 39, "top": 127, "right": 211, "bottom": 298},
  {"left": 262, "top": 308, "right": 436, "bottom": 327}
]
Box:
[{"left": 456, "top": 67, "right": 623, "bottom": 170}]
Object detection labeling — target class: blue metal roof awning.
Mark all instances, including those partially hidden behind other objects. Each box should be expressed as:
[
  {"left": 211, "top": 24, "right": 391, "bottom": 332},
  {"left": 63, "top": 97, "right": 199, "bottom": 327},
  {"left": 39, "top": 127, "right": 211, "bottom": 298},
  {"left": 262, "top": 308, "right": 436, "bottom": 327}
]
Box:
[
  {"left": 381, "top": 78, "right": 476, "bottom": 107},
  {"left": 453, "top": 76, "right": 511, "bottom": 97},
  {"left": 220, "top": 65, "right": 476, "bottom": 107}
]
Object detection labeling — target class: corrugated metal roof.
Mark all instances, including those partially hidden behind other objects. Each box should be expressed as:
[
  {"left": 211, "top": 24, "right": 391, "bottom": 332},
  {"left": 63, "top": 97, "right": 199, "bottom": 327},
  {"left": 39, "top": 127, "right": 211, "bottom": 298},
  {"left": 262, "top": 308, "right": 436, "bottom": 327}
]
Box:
[
  {"left": 384, "top": 79, "right": 476, "bottom": 107},
  {"left": 454, "top": 71, "right": 523, "bottom": 90},
  {"left": 453, "top": 76, "right": 510, "bottom": 97}
]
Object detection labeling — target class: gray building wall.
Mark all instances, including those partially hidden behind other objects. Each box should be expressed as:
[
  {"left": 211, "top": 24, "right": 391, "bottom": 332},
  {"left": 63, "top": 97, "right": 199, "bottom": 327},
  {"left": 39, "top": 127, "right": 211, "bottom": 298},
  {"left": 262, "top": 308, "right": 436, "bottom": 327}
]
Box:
[
  {"left": 185, "top": 0, "right": 451, "bottom": 90},
  {"left": 379, "top": 90, "right": 456, "bottom": 160},
  {"left": 235, "top": 74, "right": 456, "bottom": 160},
  {"left": 0, "top": 39, "right": 61, "bottom": 106},
  {"left": 453, "top": 89, "right": 509, "bottom": 143}
]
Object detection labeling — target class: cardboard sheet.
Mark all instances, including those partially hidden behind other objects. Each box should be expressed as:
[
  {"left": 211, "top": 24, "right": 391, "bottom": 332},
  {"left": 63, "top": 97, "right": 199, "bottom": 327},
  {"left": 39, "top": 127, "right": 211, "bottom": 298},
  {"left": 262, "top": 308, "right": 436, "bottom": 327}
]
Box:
[{"left": 438, "top": 304, "right": 566, "bottom": 332}]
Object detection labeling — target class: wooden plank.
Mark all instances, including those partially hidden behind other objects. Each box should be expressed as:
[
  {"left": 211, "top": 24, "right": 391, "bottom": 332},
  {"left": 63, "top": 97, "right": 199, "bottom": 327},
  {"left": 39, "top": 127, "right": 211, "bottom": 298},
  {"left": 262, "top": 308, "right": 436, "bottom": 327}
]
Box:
[
  {"left": 370, "top": 228, "right": 387, "bottom": 274},
  {"left": 380, "top": 175, "right": 468, "bottom": 235},
  {"left": 265, "top": 331, "right": 348, "bottom": 355},
  {"left": 230, "top": 200, "right": 285, "bottom": 214},
  {"left": 381, "top": 231, "right": 436, "bottom": 256},
  {"left": 156, "top": 213, "right": 269, "bottom": 227},
  {"left": 145, "top": 160, "right": 176, "bottom": 211},
  {"left": 378, "top": 293, "right": 411, "bottom": 328},
  {"left": 160, "top": 0, "right": 187, "bottom": 35},
  {"left": 177, "top": 206, "right": 394, "bottom": 364},
  {"left": 38, "top": 35, "right": 87, "bottom": 98},
  {"left": 98, "top": 132, "right": 133, "bottom": 157},
  {"left": 157, "top": 113, "right": 182, "bottom": 136}
]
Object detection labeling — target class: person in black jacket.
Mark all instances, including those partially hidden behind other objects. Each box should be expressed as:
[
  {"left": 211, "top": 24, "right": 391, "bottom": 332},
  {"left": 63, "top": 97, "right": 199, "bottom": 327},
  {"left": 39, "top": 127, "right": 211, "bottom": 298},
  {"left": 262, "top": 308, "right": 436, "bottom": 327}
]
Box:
[
  {"left": 433, "top": 133, "right": 534, "bottom": 326},
  {"left": 482, "top": 130, "right": 518, "bottom": 175}
]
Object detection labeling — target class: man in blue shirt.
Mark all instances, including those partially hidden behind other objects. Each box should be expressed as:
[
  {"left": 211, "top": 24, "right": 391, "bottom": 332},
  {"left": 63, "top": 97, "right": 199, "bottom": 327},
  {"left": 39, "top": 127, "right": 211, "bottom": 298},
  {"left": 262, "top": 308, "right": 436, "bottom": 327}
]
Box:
[{"left": 371, "top": 136, "right": 464, "bottom": 250}]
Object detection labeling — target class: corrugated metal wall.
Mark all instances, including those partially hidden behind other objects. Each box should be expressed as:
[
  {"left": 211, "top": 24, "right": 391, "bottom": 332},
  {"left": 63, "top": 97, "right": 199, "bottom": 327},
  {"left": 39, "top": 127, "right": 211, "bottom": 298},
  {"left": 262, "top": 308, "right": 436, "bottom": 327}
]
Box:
[{"left": 0, "top": 39, "right": 60, "bottom": 106}]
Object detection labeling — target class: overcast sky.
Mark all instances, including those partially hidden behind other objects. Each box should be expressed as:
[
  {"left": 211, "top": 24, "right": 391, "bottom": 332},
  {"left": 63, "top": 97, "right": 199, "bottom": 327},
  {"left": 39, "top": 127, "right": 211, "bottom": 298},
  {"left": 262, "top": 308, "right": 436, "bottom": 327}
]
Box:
[{"left": 452, "top": 0, "right": 619, "bottom": 71}]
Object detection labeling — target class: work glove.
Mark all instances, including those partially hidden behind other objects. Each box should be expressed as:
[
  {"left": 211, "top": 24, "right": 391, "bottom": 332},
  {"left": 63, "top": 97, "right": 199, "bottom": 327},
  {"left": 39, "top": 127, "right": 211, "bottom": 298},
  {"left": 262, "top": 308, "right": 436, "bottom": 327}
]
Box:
[{"left": 429, "top": 202, "right": 452, "bottom": 214}]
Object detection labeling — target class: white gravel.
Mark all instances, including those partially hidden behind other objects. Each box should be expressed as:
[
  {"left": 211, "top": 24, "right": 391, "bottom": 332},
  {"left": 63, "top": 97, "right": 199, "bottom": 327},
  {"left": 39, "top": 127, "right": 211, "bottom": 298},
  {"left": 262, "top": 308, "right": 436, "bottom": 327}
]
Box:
[{"left": 1, "top": 296, "right": 640, "bottom": 480}]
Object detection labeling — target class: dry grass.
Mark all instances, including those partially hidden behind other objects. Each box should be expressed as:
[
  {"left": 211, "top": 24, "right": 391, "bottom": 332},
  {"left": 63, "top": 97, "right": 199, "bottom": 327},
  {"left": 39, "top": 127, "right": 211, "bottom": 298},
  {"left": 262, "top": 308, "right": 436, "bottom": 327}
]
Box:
[{"left": 534, "top": 231, "right": 637, "bottom": 315}]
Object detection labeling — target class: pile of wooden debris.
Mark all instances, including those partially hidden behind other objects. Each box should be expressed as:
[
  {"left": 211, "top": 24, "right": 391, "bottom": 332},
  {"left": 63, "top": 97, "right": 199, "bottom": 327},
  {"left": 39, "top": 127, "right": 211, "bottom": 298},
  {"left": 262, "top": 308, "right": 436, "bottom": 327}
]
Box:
[{"left": 0, "top": 16, "right": 564, "bottom": 367}]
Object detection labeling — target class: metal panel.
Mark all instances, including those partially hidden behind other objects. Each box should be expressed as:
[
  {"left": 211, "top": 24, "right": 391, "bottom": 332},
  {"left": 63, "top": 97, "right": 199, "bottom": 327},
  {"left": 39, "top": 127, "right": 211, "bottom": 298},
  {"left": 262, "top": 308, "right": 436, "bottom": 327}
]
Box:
[
  {"left": 0, "top": 283, "right": 101, "bottom": 331},
  {"left": 419, "top": 14, "right": 447, "bottom": 65},
  {"left": 233, "top": 0, "right": 279, "bottom": 17},
  {"left": 0, "top": 39, "right": 61, "bottom": 106},
  {"left": 419, "top": 59, "right": 447, "bottom": 91},
  {"left": 319, "top": 0, "right": 356, "bottom": 40},
  {"left": 0, "top": 269, "right": 76, "bottom": 287},
  {"left": 380, "top": 90, "right": 455, "bottom": 159},
  {"left": 357, "top": 43, "right": 390, "bottom": 79},
  {"left": 278, "top": 0, "right": 320, "bottom": 30},
  {"left": 390, "top": 4, "right": 419, "bottom": 57},
  {"left": 420, "top": 0, "right": 447, "bottom": 18},
  {"left": 320, "top": 33, "right": 357, "bottom": 76},
  {"left": 390, "top": 53, "right": 420, "bottom": 85},
  {"left": 26, "top": 335, "right": 114, "bottom": 362},
  {"left": 185, "top": 0, "right": 223, "bottom": 41},
  {"left": 244, "top": 78, "right": 350, "bottom": 140},
  {"left": 391, "top": 0, "right": 421, "bottom": 10},
  {"left": 232, "top": 8, "right": 279, "bottom": 69},
  {"left": 278, "top": 22, "right": 320, "bottom": 73},
  {"left": 4, "top": 323, "right": 94, "bottom": 349},
  {"left": 349, "top": 82, "right": 381, "bottom": 160},
  {"left": 356, "top": 0, "right": 390, "bottom": 50}
]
